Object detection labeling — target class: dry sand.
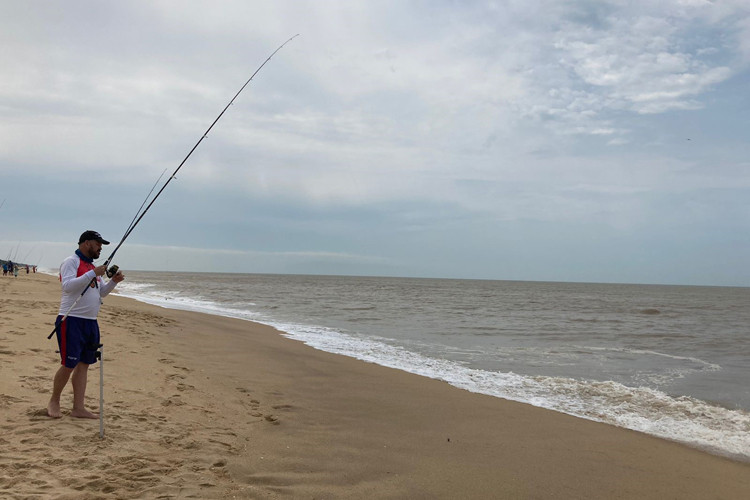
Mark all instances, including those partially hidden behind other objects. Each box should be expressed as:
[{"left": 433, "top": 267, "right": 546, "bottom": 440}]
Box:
[{"left": 1, "top": 272, "right": 749, "bottom": 499}]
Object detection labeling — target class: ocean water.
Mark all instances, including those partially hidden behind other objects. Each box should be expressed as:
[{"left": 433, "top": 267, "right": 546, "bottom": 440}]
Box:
[{"left": 112, "top": 272, "right": 750, "bottom": 461}]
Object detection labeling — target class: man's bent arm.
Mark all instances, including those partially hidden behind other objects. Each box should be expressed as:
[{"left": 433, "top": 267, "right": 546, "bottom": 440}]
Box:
[
  {"left": 99, "top": 277, "right": 118, "bottom": 298},
  {"left": 60, "top": 260, "right": 96, "bottom": 294}
]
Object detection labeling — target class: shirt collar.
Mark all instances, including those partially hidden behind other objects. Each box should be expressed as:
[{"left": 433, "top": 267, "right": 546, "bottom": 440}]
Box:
[{"left": 75, "top": 249, "right": 94, "bottom": 264}]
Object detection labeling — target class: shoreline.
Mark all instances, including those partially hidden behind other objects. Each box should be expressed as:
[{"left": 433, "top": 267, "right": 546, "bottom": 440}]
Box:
[
  {"left": 2, "top": 273, "right": 749, "bottom": 498},
  {"left": 112, "top": 272, "right": 750, "bottom": 462}
]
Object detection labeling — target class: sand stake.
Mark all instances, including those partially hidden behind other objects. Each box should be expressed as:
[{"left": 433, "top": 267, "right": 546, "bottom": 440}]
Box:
[{"left": 99, "top": 344, "right": 104, "bottom": 439}]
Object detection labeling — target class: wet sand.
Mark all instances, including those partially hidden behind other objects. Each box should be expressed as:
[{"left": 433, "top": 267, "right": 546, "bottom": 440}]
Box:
[{"left": 1, "top": 272, "right": 749, "bottom": 498}]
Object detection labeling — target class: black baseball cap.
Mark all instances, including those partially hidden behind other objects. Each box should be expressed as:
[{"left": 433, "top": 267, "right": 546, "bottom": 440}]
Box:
[{"left": 78, "top": 230, "right": 110, "bottom": 245}]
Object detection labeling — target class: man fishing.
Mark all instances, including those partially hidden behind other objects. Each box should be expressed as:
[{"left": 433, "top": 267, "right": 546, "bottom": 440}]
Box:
[
  {"left": 47, "top": 230, "right": 125, "bottom": 419},
  {"left": 42, "top": 35, "right": 296, "bottom": 423}
]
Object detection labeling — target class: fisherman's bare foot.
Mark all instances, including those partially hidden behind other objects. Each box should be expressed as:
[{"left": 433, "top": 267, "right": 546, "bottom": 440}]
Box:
[
  {"left": 70, "top": 408, "right": 99, "bottom": 419},
  {"left": 47, "top": 401, "right": 62, "bottom": 418}
]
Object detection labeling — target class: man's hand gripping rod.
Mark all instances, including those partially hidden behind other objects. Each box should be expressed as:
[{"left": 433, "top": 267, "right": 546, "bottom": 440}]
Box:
[{"left": 47, "top": 34, "right": 299, "bottom": 340}]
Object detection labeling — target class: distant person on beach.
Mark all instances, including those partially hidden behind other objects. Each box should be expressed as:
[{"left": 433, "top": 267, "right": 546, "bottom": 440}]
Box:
[{"left": 47, "top": 230, "right": 125, "bottom": 419}]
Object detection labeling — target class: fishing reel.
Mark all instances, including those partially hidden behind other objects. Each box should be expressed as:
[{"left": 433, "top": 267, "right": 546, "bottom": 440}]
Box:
[{"left": 106, "top": 265, "right": 120, "bottom": 278}]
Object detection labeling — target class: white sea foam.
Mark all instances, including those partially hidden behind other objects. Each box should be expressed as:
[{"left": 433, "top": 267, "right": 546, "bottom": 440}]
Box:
[
  {"left": 570, "top": 345, "right": 722, "bottom": 387},
  {"left": 113, "top": 286, "right": 262, "bottom": 321},
  {"left": 584, "top": 345, "right": 722, "bottom": 372}
]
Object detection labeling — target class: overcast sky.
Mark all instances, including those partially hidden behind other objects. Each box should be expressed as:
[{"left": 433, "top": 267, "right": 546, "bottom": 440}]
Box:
[{"left": 1, "top": 0, "right": 748, "bottom": 286}]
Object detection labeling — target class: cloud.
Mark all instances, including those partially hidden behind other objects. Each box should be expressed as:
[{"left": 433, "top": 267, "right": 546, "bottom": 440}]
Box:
[
  {"left": 1, "top": 1, "right": 749, "bottom": 284},
  {"left": 539, "top": 3, "right": 741, "bottom": 128}
]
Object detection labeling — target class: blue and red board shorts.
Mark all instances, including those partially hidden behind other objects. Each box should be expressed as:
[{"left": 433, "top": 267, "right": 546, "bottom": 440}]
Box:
[{"left": 55, "top": 315, "right": 101, "bottom": 368}]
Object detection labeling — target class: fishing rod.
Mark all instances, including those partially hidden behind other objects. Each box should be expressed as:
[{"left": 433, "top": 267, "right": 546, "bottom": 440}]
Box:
[
  {"left": 104, "top": 33, "right": 299, "bottom": 271},
  {"left": 47, "top": 34, "right": 299, "bottom": 340}
]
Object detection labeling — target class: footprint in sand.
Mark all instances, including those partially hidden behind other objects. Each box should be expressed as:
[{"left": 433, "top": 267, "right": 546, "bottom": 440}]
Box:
[
  {"left": 264, "top": 415, "right": 280, "bottom": 425},
  {"left": 244, "top": 398, "right": 262, "bottom": 417},
  {"left": 25, "top": 408, "right": 49, "bottom": 419},
  {"left": 162, "top": 395, "right": 186, "bottom": 407},
  {"left": 18, "top": 375, "right": 49, "bottom": 394},
  {"left": 0, "top": 394, "right": 26, "bottom": 407}
]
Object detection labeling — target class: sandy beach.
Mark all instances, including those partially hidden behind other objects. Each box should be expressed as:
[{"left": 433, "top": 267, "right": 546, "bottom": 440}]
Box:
[{"left": 1, "top": 273, "right": 749, "bottom": 499}]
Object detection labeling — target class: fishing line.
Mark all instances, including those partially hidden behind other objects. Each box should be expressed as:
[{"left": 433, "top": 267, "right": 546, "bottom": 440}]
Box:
[
  {"left": 122, "top": 167, "right": 169, "bottom": 245},
  {"left": 47, "top": 33, "right": 299, "bottom": 341},
  {"left": 21, "top": 247, "right": 34, "bottom": 262}
]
